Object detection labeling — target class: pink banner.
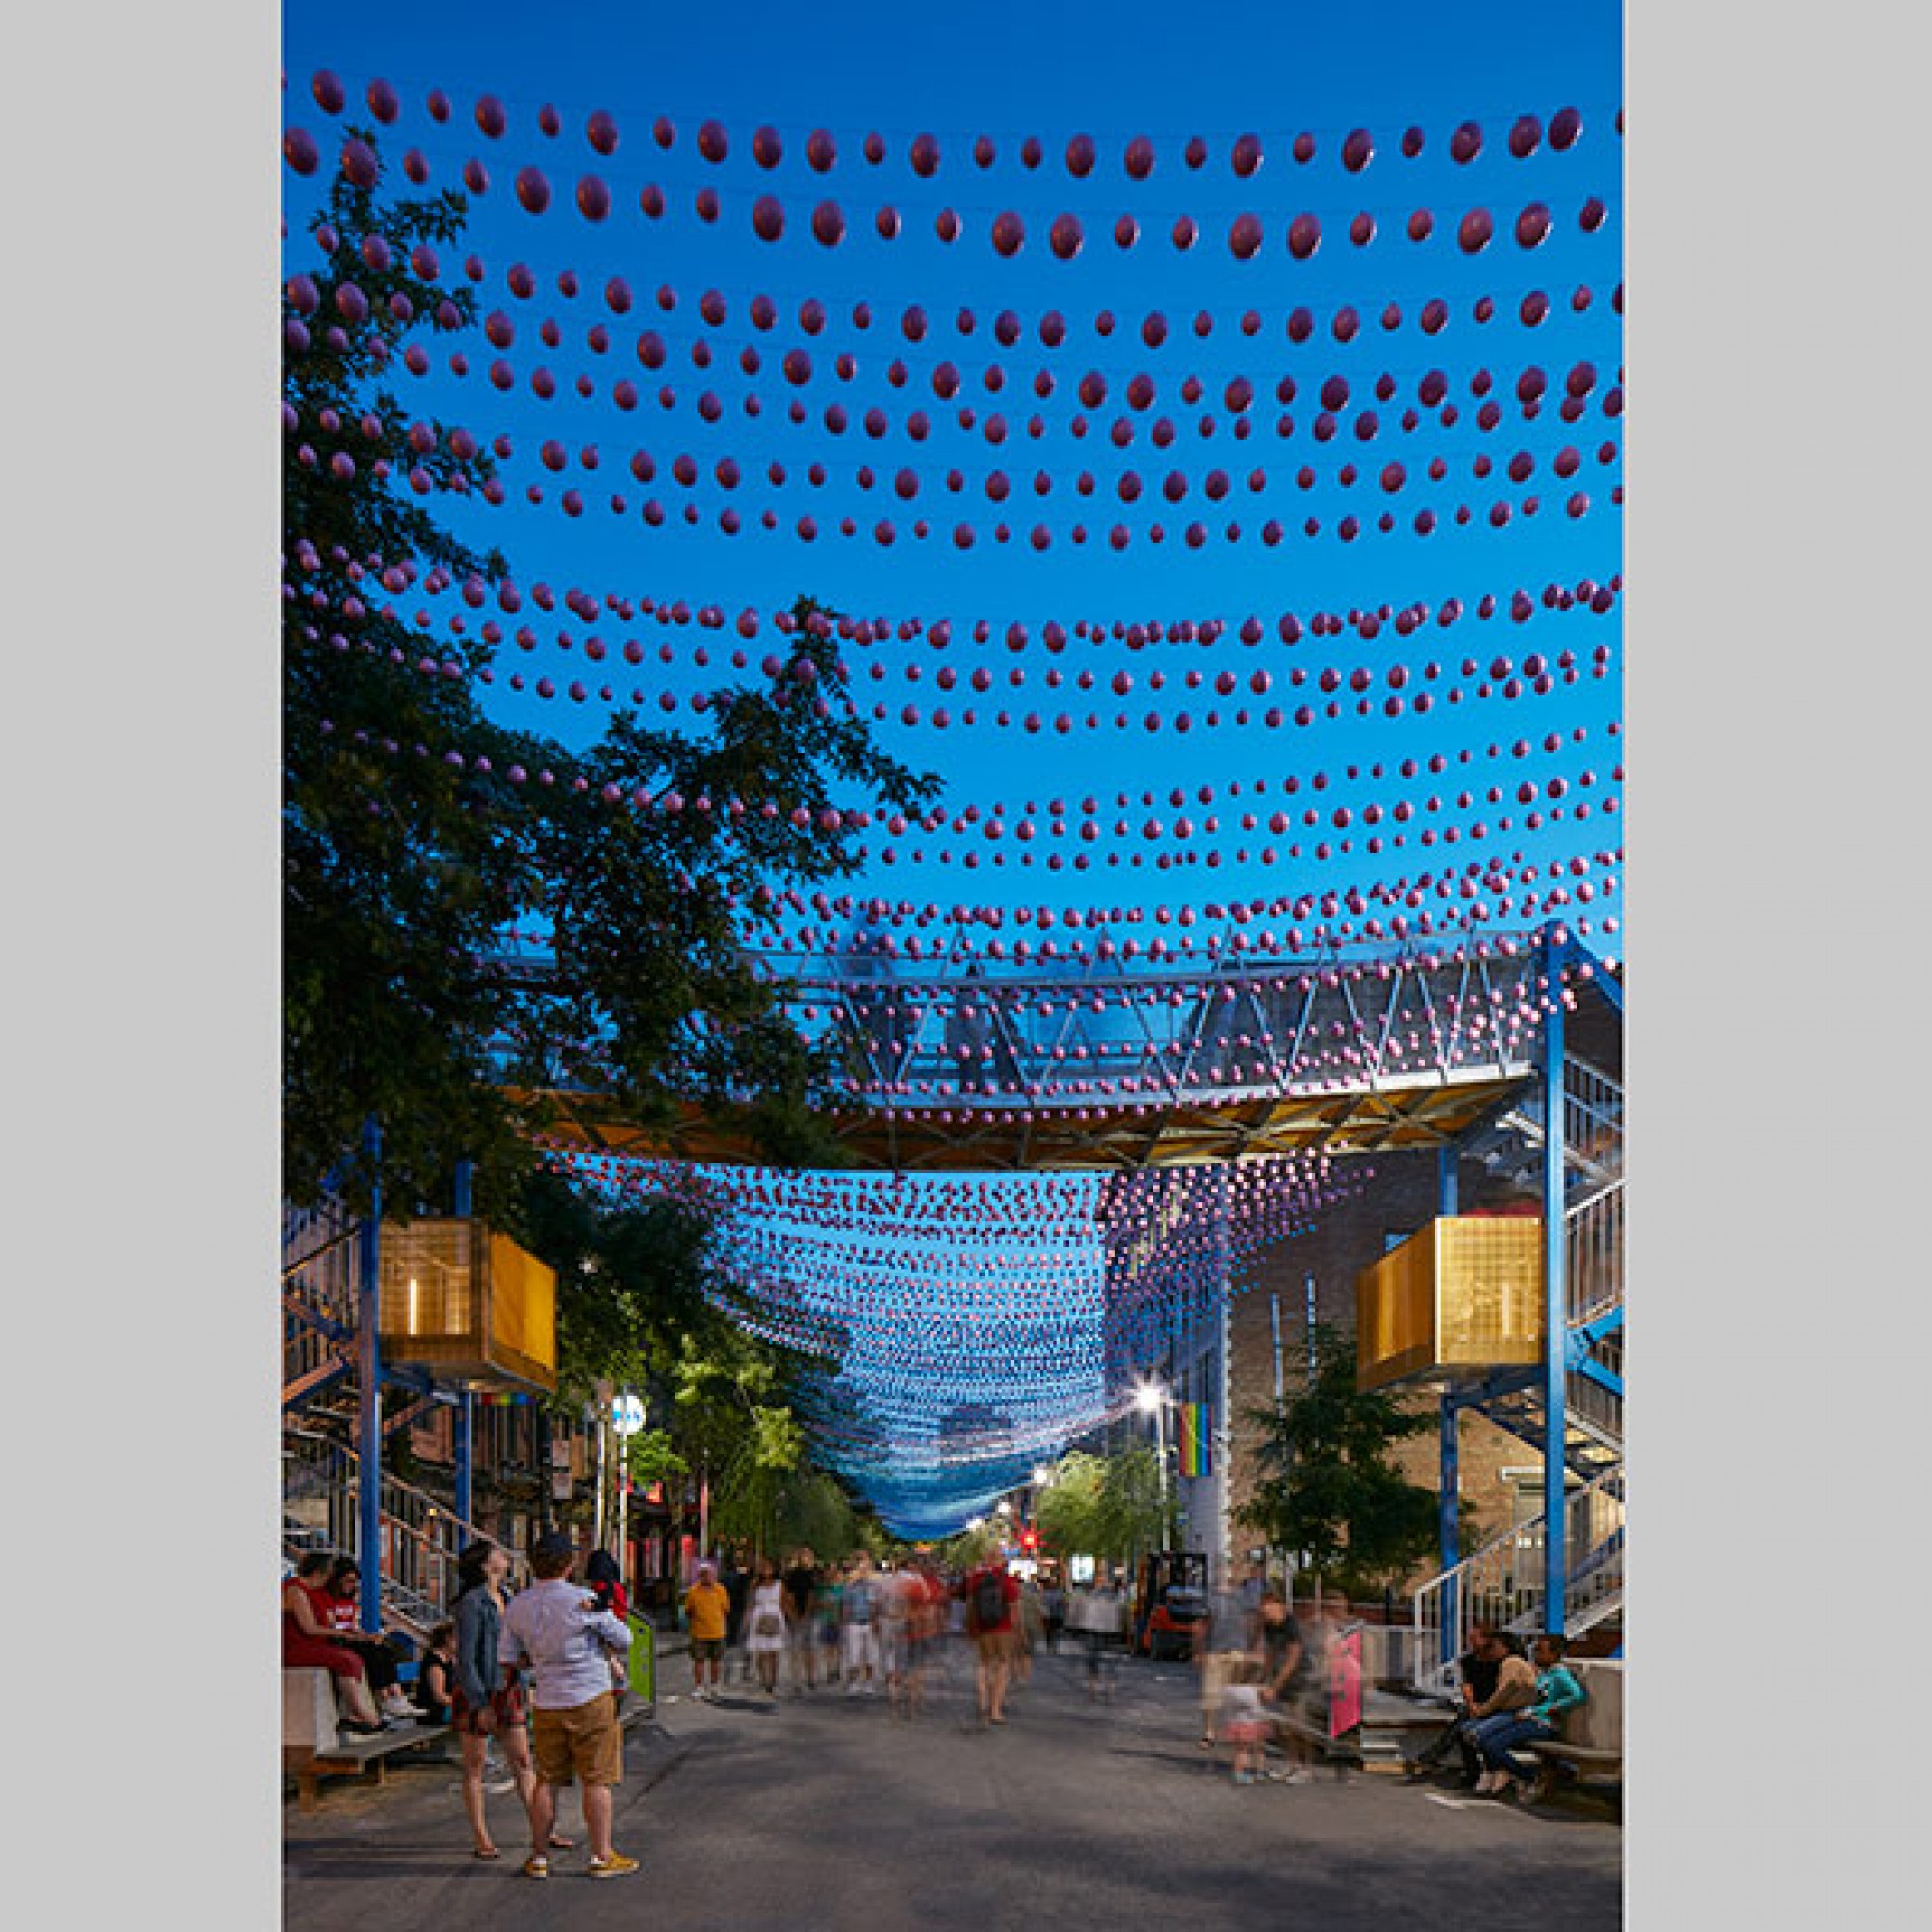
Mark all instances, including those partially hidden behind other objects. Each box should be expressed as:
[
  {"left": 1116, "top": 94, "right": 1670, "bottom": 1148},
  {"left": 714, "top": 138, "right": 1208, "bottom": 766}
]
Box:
[{"left": 1328, "top": 1628, "right": 1363, "bottom": 1737}]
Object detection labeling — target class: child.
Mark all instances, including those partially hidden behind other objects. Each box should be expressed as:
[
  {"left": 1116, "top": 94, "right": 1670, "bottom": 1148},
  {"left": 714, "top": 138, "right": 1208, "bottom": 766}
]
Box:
[
  {"left": 1218, "top": 1654, "right": 1268, "bottom": 1785},
  {"left": 585, "top": 1551, "right": 631, "bottom": 1698},
  {"left": 414, "top": 1621, "right": 456, "bottom": 1725}
]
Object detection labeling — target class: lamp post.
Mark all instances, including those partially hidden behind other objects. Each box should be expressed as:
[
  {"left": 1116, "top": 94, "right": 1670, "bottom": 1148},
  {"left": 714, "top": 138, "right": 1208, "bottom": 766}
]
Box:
[{"left": 1136, "top": 1381, "right": 1171, "bottom": 1553}]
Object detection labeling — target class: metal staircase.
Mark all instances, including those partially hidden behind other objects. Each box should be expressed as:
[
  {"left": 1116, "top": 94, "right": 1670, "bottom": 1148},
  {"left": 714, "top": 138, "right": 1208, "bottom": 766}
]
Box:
[
  {"left": 1411, "top": 1466, "right": 1625, "bottom": 1695},
  {"left": 1409, "top": 1048, "right": 1625, "bottom": 1690},
  {"left": 284, "top": 1197, "right": 518, "bottom": 1640}
]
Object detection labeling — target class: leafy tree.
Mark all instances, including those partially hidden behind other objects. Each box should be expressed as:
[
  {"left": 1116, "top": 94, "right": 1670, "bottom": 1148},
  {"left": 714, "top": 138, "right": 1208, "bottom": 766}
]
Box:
[
  {"left": 1034, "top": 1450, "right": 1108, "bottom": 1556},
  {"left": 508, "top": 1167, "right": 731, "bottom": 1409},
  {"left": 1035, "top": 1445, "right": 1176, "bottom": 1566},
  {"left": 283, "top": 137, "right": 939, "bottom": 1214},
  {"left": 937, "top": 1520, "right": 1002, "bottom": 1570},
  {"left": 1237, "top": 1321, "right": 1441, "bottom": 1597}
]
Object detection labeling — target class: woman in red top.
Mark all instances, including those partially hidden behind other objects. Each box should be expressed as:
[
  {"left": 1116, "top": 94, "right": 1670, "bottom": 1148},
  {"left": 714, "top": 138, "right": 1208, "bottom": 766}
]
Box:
[
  {"left": 320, "top": 1557, "right": 417, "bottom": 1722},
  {"left": 281, "top": 1551, "right": 388, "bottom": 1734}
]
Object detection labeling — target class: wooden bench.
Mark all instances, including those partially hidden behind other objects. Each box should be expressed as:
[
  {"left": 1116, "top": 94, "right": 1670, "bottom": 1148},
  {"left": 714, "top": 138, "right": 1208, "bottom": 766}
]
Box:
[
  {"left": 1356, "top": 1691, "right": 1459, "bottom": 1773},
  {"left": 1525, "top": 1658, "right": 1623, "bottom": 1809},
  {"left": 283, "top": 1667, "right": 451, "bottom": 1812}
]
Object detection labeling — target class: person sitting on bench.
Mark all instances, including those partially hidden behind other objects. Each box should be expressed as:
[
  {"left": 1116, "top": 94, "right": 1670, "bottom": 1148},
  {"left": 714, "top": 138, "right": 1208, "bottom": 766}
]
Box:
[
  {"left": 320, "top": 1557, "right": 417, "bottom": 1724},
  {"left": 281, "top": 1550, "right": 391, "bottom": 1735},
  {"left": 1406, "top": 1626, "right": 1537, "bottom": 1786},
  {"left": 1468, "top": 1634, "right": 1588, "bottom": 1798}
]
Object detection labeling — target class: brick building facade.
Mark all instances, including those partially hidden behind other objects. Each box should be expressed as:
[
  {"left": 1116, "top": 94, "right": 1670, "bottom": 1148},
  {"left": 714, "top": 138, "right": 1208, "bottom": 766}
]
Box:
[{"left": 1158, "top": 980, "right": 1623, "bottom": 1596}]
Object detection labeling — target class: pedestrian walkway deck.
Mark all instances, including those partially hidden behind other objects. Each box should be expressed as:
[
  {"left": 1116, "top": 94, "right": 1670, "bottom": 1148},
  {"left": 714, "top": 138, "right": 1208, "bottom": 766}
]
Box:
[{"left": 284, "top": 1647, "right": 1619, "bottom": 1931}]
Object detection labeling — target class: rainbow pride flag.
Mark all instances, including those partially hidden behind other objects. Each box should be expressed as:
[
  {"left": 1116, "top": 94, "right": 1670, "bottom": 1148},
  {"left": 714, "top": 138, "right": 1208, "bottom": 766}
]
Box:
[{"left": 1177, "top": 1402, "right": 1212, "bottom": 1478}]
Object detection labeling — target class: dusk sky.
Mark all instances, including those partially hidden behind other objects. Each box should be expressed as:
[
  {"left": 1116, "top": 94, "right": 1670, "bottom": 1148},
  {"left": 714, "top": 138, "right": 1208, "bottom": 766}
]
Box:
[{"left": 283, "top": 0, "right": 1622, "bottom": 1527}]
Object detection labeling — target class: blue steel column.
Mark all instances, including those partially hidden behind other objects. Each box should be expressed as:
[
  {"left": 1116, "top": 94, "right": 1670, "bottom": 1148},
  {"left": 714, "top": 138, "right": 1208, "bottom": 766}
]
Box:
[
  {"left": 452, "top": 1159, "right": 474, "bottom": 1526},
  {"left": 1213, "top": 1163, "right": 1232, "bottom": 1591},
  {"left": 356, "top": 1121, "right": 384, "bottom": 1635},
  {"left": 1540, "top": 930, "right": 1569, "bottom": 1634},
  {"left": 1438, "top": 1142, "right": 1462, "bottom": 1659}
]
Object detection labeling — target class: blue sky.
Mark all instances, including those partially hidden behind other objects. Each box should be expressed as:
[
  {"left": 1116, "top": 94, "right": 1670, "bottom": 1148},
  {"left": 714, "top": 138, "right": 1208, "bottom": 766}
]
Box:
[
  {"left": 284, "top": 0, "right": 1623, "bottom": 955},
  {"left": 284, "top": 0, "right": 1621, "bottom": 1527}
]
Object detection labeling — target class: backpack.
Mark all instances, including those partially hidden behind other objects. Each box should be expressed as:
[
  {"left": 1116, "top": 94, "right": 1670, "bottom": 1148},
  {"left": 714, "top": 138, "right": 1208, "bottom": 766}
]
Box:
[{"left": 971, "top": 1572, "right": 1007, "bottom": 1629}]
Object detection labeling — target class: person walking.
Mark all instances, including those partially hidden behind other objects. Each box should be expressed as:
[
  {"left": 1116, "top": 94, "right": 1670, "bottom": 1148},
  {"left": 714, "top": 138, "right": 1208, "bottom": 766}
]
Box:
[
  {"left": 782, "top": 1547, "right": 820, "bottom": 1693},
  {"left": 1012, "top": 1574, "right": 1043, "bottom": 1690},
  {"left": 903, "top": 1553, "right": 947, "bottom": 1719},
  {"left": 963, "top": 1552, "right": 1021, "bottom": 1726},
  {"left": 1040, "top": 1575, "right": 1065, "bottom": 1656},
  {"left": 877, "top": 1562, "right": 913, "bottom": 1714},
  {"left": 840, "top": 1552, "right": 882, "bottom": 1696},
  {"left": 681, "top": 1562, "right": 731, "bottom": 1702},
  {"left": 450, "top": 1540, "right": 543, "bottom": 1861},
  {"left": 1254, "top": 1587, "right": 1314, "bottom": 1783},
  {"left": 1219, "top": 1654, "right": 1269, "bottom": 1785},
  {"left": 499, "top": 1529, "right": 637, "bottom": 1881},
  {"left": 1064, "top": 1577, "right": 1122, "bottom": 1703},
  {"left": 744, "top": 1559, "right": 788, "bottom": 1696},
  {"left": 720, "top": 1549, "right": 753, "bottom": 1690}
]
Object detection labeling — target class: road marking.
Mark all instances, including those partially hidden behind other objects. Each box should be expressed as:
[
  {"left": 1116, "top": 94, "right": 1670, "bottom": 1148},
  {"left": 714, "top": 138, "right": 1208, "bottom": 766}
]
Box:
[{"left": 1425, "top": 1793, "right": 1471, "bottom": 1810}]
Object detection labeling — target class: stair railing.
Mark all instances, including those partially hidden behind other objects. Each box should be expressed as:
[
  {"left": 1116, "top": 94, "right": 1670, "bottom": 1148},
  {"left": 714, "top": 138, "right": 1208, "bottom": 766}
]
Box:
[{"left": 1411, "top": 1465, "right": 1626, "bottom": 1693}]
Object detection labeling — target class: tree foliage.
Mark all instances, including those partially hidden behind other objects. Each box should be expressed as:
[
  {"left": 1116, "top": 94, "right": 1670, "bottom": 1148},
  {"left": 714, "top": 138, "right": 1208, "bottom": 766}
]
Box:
[
  {"left": 1236, "top": 1322, "right": 1441, "bottom": 1596},
  {"left": 1035, "top": 1445, "right": 1176, "bottom": 1565},
  {"left": 283, "top": 139, "right": 939, "bottom": 1213}
]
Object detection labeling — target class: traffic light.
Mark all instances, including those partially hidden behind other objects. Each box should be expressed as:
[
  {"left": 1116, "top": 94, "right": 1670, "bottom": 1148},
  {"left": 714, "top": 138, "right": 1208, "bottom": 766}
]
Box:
[{"left": 1020, "top": 1527, "right": 1038, "bottom": 1553}]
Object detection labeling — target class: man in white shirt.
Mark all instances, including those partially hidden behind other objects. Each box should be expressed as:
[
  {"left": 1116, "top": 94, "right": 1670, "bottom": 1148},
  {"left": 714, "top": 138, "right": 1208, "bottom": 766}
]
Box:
[{"left": 499, "top": 1529, "right": 636, "bottom": 1881}]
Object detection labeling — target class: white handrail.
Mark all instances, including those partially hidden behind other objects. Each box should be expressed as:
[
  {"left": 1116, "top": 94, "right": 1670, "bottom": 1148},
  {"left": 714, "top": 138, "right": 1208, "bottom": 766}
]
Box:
[{"left": 1410, "top": 1466, "right": 1625, "bottom": 1692}]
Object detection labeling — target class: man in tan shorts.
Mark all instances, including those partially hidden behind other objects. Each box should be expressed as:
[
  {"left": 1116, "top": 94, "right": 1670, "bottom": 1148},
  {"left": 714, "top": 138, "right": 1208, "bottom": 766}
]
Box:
[{"left": 499, "top": 1529, "right": 636, "bottom": 1880}]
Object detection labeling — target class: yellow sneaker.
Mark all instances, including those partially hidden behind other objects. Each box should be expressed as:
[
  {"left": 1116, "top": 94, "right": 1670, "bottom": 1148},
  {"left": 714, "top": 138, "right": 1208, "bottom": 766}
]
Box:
[{"left": 588, "top": 1852, "right": 639, "bottom": 1880}]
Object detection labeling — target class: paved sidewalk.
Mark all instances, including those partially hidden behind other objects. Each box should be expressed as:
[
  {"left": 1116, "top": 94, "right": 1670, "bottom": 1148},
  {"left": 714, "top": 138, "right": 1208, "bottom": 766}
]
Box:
[{"left": 285, "top": 1646, "right": 1619, "bottom": 1931}]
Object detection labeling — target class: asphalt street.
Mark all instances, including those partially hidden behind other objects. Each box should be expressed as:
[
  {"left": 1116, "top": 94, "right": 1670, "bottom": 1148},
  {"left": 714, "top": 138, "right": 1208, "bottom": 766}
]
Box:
[{"left": 284, "top": 1645, "right": 1621, "bottom": 1931}]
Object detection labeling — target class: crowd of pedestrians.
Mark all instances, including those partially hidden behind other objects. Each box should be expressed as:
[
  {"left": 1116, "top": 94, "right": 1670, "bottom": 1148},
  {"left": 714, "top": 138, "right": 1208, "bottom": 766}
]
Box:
[
  {"left": 287, "top": 1522, "right": 1593, "bottom": 1874},
  {"left": 678, "top": 1546, "right": 1132, "bottom": 1728}
]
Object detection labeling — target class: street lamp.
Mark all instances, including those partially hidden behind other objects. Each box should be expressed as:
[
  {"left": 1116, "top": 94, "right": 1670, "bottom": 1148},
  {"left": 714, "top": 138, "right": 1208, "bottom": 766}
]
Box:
[{"left": 1135, "top": 1380, "right": 1172, "bottom": 1553}]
